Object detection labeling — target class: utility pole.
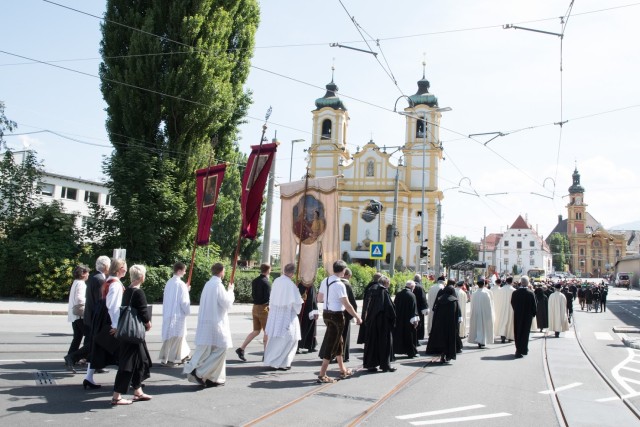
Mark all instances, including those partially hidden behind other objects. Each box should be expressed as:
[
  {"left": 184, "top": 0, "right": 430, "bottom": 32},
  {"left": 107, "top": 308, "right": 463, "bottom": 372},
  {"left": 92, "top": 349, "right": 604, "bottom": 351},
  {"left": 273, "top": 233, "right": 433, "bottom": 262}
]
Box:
[
  {"left": 482, "top": 225, "right": 487, "bottom": 277},
  {"left": 420, "top": 111, "right": 427, "bottom": 275},
  {"left": 436, "top": 200, "right": 442, "bottom": 276},
  {"left": 262, "top": 136, "right": 278, "bottom": 264},
  {"left": 389, "top": 158, "right": 402, "bottom": 277}
]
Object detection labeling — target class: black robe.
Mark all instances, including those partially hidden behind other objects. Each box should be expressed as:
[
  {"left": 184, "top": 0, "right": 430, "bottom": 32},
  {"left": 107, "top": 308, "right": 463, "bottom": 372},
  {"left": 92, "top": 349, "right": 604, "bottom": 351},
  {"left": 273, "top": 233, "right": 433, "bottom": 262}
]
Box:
[
  {"left": 298, "top": 284, "right": 318, "bottom": 351},
  {"left": 425, "top": 290, "right": 461, "bottom": 360},
  {"left": 392, "top": 288, "right": 418, "bottom": 357},
  {"left": 534, "top": 288, "right": 549, "bottom": 329},
  {"left": 357, "top": 280, "right": 379, "bottom": 344},
  {"left": 362, "top": 284, "right": 396, "bottom": 369},
  {"left": 585, "top": 288, "right": 593, "bottom": 304},
  {"left": 511, "top": 287, "right": 537, "bottom": 356},
  {"left": 412, "top": 283, "right": 428, "bottom": 343},
  {"left": 341, "top": 279, "right": 357, "bottom": 361}
]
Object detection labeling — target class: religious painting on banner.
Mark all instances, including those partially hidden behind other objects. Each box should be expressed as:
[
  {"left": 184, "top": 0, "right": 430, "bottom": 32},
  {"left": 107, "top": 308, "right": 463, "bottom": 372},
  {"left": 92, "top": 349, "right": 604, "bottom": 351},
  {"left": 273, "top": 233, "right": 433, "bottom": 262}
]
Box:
[
  {"left": 240, "top": 142, "right": 277, "bottom": 240},
  {"left": 195, "top": 164, "right": 226, "bottom": 246},
  {"left": 279, "top": 176, "right": 339, "bottom": 285}
]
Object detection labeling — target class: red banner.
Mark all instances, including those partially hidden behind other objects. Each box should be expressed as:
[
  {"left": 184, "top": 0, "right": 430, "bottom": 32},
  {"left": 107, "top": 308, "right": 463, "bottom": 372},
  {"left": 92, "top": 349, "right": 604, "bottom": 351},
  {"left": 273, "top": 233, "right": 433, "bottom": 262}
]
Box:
[
  {"left": 241, "top": 142, "right": 277, "bottom": 239},
  {"left": 195, "top": 164, "right": 226, "bottom": 246}
]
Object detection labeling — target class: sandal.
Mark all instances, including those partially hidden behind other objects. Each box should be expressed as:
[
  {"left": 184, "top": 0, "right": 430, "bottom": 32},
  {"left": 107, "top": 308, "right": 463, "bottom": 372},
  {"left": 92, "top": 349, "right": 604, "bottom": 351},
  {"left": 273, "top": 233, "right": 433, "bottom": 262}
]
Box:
[
  {"left": 132, "top": 393, "right": 152, "bottom": 402},
  {"left": 317, "top": 375, "right": 336, "bottom": 384},
  {"left": 111, "top": 398, "right": 132, "bottom": 406},
  {"left": 339, "top": 369, "right": 353, "bottom": 379}
]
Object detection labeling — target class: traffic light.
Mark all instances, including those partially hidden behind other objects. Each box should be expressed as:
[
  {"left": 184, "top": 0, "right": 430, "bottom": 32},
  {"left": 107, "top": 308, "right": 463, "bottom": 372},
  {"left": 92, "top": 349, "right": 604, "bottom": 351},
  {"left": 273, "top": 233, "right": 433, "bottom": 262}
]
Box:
[{"left": 420, "top": 245, "right": 430, "bottom": 258}]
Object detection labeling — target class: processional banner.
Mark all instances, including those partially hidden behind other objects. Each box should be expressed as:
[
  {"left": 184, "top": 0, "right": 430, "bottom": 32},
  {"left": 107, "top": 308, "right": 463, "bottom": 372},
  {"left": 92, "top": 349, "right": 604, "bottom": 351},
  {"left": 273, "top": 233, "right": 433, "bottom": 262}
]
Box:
[
  {"left": 241, "top": 142, "right": 278, "bottom": 240},
  {"left": 195, "top": 163, "right": 226, "bottom": 246}
]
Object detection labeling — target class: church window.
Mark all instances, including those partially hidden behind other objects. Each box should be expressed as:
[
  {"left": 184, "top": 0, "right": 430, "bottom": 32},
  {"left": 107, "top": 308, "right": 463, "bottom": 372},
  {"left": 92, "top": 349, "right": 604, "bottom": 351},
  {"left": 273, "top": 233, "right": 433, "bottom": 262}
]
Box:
[
  {"left": 321, "top": 119, "right": 332, "bottom": 139},
  {"left": 366, "top": 160, "right": 374, "bottom": 177},
  {"left": 517, "top": 241, "right": 522, "bottom": 249},
  {"left": 529, "top": 241, "right": 535, "bottom": 247},
  {"left": 504, "top": 241, "right": 509, "bottom": 247},
  {"left": 529, "top": 259, "right": 535, "bottom": 266},
  {"left": 343, "top": 224, "right": 351, "bottom": 241},
  {"left": 616, "top": 249, "right": 620, "bottom": 257},
  {"left": 593, "top": 240, "right": 601, "bottom": 247},
  {"left": 386, "top": 225, "right": 393, "bottom": 242}
]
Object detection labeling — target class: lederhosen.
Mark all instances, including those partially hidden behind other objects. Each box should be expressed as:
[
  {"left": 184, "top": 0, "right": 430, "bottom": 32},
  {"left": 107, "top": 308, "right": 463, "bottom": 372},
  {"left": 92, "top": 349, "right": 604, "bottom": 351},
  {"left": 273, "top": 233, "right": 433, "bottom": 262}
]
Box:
[{"left": 319, "top": 278, "right": 345, "bottom": 361}]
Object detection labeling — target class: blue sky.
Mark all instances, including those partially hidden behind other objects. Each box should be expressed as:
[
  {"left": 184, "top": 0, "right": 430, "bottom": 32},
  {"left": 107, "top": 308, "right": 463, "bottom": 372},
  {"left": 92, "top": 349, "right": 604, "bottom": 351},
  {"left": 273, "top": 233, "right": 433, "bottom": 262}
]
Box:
[{"left": 2, "top": 0, "right": 639, "bottom": 243}]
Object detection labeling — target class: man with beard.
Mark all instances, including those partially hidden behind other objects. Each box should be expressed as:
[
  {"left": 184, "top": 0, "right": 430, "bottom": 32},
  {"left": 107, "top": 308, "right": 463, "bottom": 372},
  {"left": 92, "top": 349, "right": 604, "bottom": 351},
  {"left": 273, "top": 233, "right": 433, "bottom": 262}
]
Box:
[
  {"left": 493, "top": 277, "right": 515, "bottom": 344},
  {"left": 297, "top": 281, "right": 319, "bottom": 354},
  {"left": 428, "top": 286, "right": 462, "bottom": 363},
  {"left": 393, "top": 280, "right": 419, "bottom": 358},
  {"left": 548, "top": 284, "right": 570, "bottom": 337},
  {"left": 363, "top": 276, "right": 397, "bottom": 373},
  {"left": 468, "top": 277, "right": 494, "bottom": 349},
  {"left": 412, "top": 274, "right": 428, "bottom": 345},
  {"left": 511, "top": 276, "right": 537, "bottom": 358},
  {"left": 357, "top": 273, "right": 382, "bottom": 345}
]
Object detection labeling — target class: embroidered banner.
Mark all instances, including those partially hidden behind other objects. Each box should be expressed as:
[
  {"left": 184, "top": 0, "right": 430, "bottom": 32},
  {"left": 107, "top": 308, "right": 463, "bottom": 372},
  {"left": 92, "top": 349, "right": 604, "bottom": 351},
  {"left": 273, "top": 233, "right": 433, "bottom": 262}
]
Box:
[
  {"left": 241, "top": 142, "right": 278, "bottom": 239},
  {"left": 195, "top": 163, "right": 226, "bottom": 246}
]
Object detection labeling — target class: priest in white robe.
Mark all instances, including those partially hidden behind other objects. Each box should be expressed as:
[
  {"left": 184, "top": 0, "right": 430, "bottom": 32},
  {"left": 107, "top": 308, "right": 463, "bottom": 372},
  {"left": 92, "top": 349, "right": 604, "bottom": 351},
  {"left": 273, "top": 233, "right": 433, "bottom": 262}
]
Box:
[
  {"left": 159, "top": 262, "right": 191, "bottom": 366},
  {"left": 263, "top": 263, "right": 303, "bottom": 370},
  {"left": 454, "top": 281, "right": 468, "bottom": 338},
  {"left": 548, "top": 284, "right": 570, "bottom": 337},
  {"left": 183, "top": 263, "right": 234, "bottom": 387},
  {"left": 493, "top": 277, "right": 515, "bottom": 343},
  {"left": 468, "top": 277, "right": 495, "bottom": 348},
  {"left": 427, "top": 277, "right": 445, "bottom": 335}
]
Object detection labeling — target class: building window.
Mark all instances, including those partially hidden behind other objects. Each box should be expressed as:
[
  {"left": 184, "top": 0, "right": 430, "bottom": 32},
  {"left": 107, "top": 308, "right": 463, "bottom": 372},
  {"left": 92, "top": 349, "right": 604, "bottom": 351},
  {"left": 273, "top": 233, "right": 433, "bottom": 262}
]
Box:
[
  {"left": 504, "top": 249, "right": 508, "bottom": 255},
  {"left": 504, "top": 258, "right": 509, "bottom": 266},
  {"left": 321, "top": 119, "right": 332, "bottom": 139},
  {"left": 517, "top": 241, "right": 522, "bottom": 249},
  {"left": 38, "top": 183, "right": 54, "bottom": 197},
  {"left": 105, "top": 194, "right": 113, "bottom": 206},
  {"left": 61, "top": 187, "right": 78, "bottom": 200},
  {"left": 530, "top": 250, "right": 534, "bottom": 256},
  {"left": 366, "top": 160, "right": 374, "bottom": 177},
  {"left": 529, "top": 241, "right": 535, "bottom": 247},
  {"left": 343, "top": 224, "right": 350, "bottom": 241},
  {"left": 504, "top": 241, "right": 509, "bottom": 247},
  {"left": 81, "top": 216, "right": 96, "bottom": 229},
  {"left": 84, "top": 191, "right": 99, "bottom": 204},
  {"left": 386, "top": 225, "right": 393, "bottom": 242},
  {"left": 529, "top": 259, "right": 535, "bottom": 266},
  {"left": 580, "top": 248, "right": 585, "bottom": 256}
]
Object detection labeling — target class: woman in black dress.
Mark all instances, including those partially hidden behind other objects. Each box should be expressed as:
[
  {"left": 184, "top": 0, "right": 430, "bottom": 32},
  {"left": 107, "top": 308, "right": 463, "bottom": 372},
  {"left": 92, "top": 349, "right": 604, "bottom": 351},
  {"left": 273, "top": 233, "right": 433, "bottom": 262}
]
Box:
[
  {"left": 427, "top": 286, "right": 461, "bottom": 363},
  {"left": 534, "top": 287, "right": 548, "bottom": 332},
  {"left": 110, "top": 264, "right": 153, "bottom": 406}
]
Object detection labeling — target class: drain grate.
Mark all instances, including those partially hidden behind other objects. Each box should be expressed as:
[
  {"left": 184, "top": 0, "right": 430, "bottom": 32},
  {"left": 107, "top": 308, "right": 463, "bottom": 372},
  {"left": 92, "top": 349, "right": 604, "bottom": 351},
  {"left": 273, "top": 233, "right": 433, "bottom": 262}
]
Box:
[{"left": 34, "top": 371, "right": 57, "bottom": 386}]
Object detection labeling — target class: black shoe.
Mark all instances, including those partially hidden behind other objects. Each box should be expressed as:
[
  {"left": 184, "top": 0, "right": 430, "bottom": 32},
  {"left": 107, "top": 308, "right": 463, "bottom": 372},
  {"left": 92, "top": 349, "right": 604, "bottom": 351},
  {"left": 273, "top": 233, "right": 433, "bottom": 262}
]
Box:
[
  {"left": 501, "top": 336, "right": 505, "bottom": 344},
  {"left": 205, "top": 379, "right": 224, "bottom": 388},
  {"left": 478, "top": 344, "right": 485, "bottom": 349},
  {"left": 367, "top": 367, "right": 378, "bottom": 373},
  {"left": 555, "top": 332, "right": 560, "bottom": 337},
  {"left": 381, "top": 366, "right": 397, "bottom": 372},
  {"left": 235, "top": 348, "right": 246, "bottom": 362},
  {"left": 190, "top": 369, "right": 205, "bottom": 386},
  {"left": 82, "top": 379, "right": 101, "bottom": 390},
  {"left": 276, "top": 367, "right": 290, "bottom": 371},
  {"left": 515, "top": 353, "right": 523, "bottom": 359},
  {"left": 64, "top": 355, "right": 76, "bottom": 373},
  {"left": 95, "top": 369, "right": 110, "bottom": 374}
]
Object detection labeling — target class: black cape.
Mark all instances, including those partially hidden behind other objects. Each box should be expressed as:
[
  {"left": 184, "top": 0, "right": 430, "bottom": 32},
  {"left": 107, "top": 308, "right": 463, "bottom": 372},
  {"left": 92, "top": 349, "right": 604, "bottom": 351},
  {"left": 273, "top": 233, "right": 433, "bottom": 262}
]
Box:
[
  {"left": 342, "top": 279, "right": 357, "bottom": 361},
  {"left": 298, "top": 284, "right": 318, "bottom": 351},
  {"left": 425, "top": 289, "right": 461, "bottom": 359},
  {"left": 511, "top": 287, "right": 537, "bottom": 356},
  {"left": 534, "top": 288, "right": 548, "bottom": 329},
  {"left": 362, "top": 284, "right": 396, "bottom": 369},
  {"left": 392, "top": 288, "right": 418, "bottom": 357},
  {"left": 412, "top": 283, "right": 428, "bottom": 342},
  {"left": 357, "top": 280, "right": 379, "bottom": 344}
]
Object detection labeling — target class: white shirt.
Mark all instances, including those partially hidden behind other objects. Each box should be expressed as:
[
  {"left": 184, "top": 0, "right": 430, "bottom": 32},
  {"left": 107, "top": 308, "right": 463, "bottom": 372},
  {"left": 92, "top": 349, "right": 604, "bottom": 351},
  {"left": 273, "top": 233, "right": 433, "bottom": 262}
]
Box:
[
  {"left": 67, "top": 279, "right": 86, "bottom": 323},
  {"left": 106, "top": 277, "right": 124, "bottom": 329},
  {"left": 162, "top": 274, "right": 191, "bottom": 340},
  {"left": 318, "top": 275, "right": 347, "bottom": 312}
]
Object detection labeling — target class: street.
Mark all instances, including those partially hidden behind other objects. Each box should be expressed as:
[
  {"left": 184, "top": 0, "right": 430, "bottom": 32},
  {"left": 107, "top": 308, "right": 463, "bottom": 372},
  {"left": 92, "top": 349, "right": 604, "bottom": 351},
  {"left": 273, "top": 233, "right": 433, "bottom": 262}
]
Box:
[{"left": 1, "top": 288, "right": 640, "bottom": 426}]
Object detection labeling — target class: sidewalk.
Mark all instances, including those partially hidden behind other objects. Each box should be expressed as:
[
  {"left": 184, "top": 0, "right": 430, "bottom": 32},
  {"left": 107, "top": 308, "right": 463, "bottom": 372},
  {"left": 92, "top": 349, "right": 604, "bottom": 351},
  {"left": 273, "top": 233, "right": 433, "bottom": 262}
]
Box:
[{"left": 0, "top": 299, "right": 253, "bottom": 316}]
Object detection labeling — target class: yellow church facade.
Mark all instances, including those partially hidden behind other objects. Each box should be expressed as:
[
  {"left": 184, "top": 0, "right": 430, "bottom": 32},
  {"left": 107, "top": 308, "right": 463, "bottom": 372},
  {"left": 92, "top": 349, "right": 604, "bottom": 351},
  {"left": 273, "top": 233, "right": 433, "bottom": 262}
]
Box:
[{"left": 307, "top": 72, "right": 444, "bottom": 272}]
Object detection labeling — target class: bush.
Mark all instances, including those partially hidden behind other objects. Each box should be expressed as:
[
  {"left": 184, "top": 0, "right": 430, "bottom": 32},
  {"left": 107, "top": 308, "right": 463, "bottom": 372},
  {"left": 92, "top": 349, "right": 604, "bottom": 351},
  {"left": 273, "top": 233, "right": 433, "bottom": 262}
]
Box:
[{"left": 25, "top": 258, "right": 76, "bottom": 300}]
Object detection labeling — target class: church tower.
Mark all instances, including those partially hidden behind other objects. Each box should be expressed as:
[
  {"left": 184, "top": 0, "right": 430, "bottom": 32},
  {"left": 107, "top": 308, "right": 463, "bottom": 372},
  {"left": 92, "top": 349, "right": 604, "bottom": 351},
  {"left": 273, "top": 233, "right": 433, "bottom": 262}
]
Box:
[
  {"left": 566, "top": 167, "right": 587, "bottom": 236},
  {"left": 308, "top": 70, "right": 350, "bottom": 178}
]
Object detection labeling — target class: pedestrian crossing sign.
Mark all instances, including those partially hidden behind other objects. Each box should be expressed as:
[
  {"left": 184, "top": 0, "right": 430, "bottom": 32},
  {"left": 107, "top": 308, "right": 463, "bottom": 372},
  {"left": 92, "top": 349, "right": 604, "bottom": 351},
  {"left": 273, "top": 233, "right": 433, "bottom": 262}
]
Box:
[{"left": 370, "top": 242, "right": 385, "bottom": 259}]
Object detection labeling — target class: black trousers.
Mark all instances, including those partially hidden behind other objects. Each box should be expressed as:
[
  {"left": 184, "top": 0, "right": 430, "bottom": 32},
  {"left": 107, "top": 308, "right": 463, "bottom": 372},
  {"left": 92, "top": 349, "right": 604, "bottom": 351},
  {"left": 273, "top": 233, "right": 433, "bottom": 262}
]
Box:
[
  {"left": 67, "top": 324, "right": 92, "bottom": 363},
  {"left": 68, "top": 319, "right": 85, "bottom": 355}
]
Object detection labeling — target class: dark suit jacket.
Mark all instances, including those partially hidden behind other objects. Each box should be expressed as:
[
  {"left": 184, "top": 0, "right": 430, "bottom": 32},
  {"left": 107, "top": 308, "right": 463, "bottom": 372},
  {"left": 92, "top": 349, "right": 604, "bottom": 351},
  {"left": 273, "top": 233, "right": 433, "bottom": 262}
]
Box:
[{"left": 84, "top": 271, "right": 105, "bottom": 327}]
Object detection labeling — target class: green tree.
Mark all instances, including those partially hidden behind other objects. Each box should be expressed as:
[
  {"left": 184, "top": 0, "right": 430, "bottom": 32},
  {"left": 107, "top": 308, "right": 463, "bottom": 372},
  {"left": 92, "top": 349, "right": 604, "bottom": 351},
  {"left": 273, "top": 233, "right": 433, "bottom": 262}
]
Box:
[
  {"left": 441, "top": 235, "right": 475, "bottom": 268},
  {"left": 0, "top": 150, "right": 43, "bottom": 235},
  {"left": 549, "top": 232, "right": 569, "bottom": 272},
  {"left": 0, "top": 101, "right": 17, "bottom": 150},
  {"left": 99, "top": 0, "right": 260, "bottom": 264}
]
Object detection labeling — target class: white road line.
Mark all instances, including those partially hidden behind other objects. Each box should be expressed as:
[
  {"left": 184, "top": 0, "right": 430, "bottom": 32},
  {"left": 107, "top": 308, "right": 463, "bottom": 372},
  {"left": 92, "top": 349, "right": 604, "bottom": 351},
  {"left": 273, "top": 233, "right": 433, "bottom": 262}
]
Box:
[
  {"left": 396, "top": 404, "right": 485, "bottom": 420},
  {"left": 621, "top": 366, "right": 640, "bottom": 374},
  {"left": 596, "top": 396, "right": 620, "bottom": 402},
  {"left": 539, "top": 382, "right": 582, "bottom": 394},
  {"left": 0, "top": 358, "right": 61, "bottom": 363},
  {"left": 594, "top": 332, "right": 613, "bottom": 340},
  {"left": 409, "top": 412, "right": 511, "bottom": 425},
  {"left": 621, "top": 377, "right": 640, "bottom": 386},
  {"left": 612, "top": 348, "right": 640, "bottom": 395}
]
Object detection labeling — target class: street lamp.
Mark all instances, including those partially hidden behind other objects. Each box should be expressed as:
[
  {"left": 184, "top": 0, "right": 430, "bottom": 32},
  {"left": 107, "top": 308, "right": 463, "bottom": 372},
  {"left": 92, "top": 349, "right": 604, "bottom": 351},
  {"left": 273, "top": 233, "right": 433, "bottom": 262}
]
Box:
[
  {"left": 289, "top": 139, "right": 305, "bottom": 181},
  {"left": 369, "top": 200, "right": 384, "bottom": 271}
]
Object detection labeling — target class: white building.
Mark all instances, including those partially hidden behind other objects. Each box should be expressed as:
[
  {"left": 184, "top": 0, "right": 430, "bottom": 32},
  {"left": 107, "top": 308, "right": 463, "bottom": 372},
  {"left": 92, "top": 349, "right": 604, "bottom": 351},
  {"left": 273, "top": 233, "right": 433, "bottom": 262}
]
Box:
[
  {"left": 482, "top": 215, "right": 552, "bottom": 276},
  {"left": 13, "top": 150, "right": 114, "bottom": 233}
]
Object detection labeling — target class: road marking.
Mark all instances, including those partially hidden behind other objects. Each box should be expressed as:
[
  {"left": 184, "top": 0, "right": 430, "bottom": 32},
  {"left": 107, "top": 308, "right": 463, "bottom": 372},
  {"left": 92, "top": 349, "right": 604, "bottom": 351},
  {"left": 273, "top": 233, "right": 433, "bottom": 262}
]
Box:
[
  {"left": 621, "top": 366, "right": 640, "bottom": 374},
  {"left": 622, "top": 377, "right": 640, "bottom": 386},
  {"left": 612, "top": 348, "right": 640, "bottom": 395},
  {"left": 0, "top": 358, "right": 61, "bottom": 363},
  {"left": 596, "top": 396, "right": 619, "bottom": 402},
  {"left": 539, "top": 382, "right": 582, "bottom": 394},
  {"left": 595, "top": 332, "right": 613, "bottom": 340},
  {"left": 396, "top": 404, "right": 485, "bottom": 420},
  {"left": 408, "top": 412, "right": 511, "bottom": 425}
]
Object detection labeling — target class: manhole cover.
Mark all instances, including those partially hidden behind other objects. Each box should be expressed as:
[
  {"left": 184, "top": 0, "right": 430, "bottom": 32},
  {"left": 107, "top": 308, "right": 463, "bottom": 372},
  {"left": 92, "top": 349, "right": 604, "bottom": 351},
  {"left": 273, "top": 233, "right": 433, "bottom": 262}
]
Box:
[{"left": 34, "top": 371, "right": 57, "bottom": 386}]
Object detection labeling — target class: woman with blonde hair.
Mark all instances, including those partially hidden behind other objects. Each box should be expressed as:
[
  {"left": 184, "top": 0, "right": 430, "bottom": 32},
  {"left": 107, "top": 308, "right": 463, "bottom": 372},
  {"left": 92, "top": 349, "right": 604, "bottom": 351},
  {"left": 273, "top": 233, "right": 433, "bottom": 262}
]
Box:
[{"left": 111, "top": 264, "right": 153, "bottom": 405}]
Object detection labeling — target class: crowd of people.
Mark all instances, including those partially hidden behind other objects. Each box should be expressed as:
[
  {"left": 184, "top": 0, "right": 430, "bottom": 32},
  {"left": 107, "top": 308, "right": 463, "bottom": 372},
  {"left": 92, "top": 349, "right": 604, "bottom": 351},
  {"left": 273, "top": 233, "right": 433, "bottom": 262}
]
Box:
[{"left": 64, "top": 256, "right": 597, "bottom": 404}]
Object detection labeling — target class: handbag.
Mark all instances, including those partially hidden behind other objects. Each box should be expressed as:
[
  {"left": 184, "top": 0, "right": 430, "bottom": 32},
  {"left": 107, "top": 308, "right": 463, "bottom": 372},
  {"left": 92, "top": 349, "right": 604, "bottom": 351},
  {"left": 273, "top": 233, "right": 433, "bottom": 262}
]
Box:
[
  {"left": 115, "top": 288, "right": 146, "bottom": 344},
  {"left": 72, "top": 303, "right": 85, "bottom": 317}
]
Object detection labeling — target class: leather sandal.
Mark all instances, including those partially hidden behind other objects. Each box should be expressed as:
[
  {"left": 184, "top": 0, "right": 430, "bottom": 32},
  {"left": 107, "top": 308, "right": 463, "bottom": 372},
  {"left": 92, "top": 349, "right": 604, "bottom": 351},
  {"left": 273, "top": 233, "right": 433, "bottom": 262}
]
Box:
[
  {"left": 317, "top": 375, "right": 336, "bottom": 384},
  {"left": 339, "top": 369, "right": 353, "bottom": 379},
  {"left": 132, "top": 393, "right": 152, "bottom": 402},
  {"left": 111, "top": 398, "right": 132, "bottom": 406}
]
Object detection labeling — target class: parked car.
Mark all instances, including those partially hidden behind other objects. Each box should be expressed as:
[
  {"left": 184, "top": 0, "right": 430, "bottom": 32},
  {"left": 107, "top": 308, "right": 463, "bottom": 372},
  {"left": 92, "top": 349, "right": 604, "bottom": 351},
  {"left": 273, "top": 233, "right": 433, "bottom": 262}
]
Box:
[{"left": 615, "top": 273, "right": 631, "bottom": 289}]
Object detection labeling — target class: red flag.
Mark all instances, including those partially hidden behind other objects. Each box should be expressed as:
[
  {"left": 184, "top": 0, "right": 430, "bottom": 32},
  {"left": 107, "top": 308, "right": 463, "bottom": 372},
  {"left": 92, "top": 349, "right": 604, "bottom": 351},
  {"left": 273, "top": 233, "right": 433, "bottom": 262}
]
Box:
[
  {"left": 195, "top": 164, "right": 226, "bottom": 246},
  {"left": 241, "top": 142, "right": 277, "bottom": 239}
]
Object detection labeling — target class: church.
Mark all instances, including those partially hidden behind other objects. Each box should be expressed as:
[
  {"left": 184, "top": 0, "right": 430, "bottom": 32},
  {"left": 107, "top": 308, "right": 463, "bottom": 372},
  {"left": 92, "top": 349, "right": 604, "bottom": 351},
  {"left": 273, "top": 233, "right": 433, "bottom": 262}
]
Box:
[
  {"left": 306, "top": 70, "right": 445, "bottom": 272},
  {"left": 547, "top": 167, "right": 626, "bottom": 277}
]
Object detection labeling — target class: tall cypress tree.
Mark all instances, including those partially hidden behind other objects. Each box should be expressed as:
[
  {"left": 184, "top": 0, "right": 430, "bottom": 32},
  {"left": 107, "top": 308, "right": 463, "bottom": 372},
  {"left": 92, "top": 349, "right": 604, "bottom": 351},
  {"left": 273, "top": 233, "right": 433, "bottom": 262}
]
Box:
[{"left": 99, "top": 1, "right": 259, "bottom": 263}]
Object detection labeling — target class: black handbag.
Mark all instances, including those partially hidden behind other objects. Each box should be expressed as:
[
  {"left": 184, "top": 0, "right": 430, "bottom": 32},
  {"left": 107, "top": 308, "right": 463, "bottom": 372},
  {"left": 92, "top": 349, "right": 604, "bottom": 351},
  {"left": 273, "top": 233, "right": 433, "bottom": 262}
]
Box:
[{"left": 115, "top": 288, "right": 145, "bottom": 344}]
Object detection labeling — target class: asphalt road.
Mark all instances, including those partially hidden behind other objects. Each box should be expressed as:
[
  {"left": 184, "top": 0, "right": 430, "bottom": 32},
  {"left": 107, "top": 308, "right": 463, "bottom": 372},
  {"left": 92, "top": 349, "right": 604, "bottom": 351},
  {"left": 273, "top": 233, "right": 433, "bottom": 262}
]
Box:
[{"left": 1, "top": 288, "right": 639, "bottom": 426}]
